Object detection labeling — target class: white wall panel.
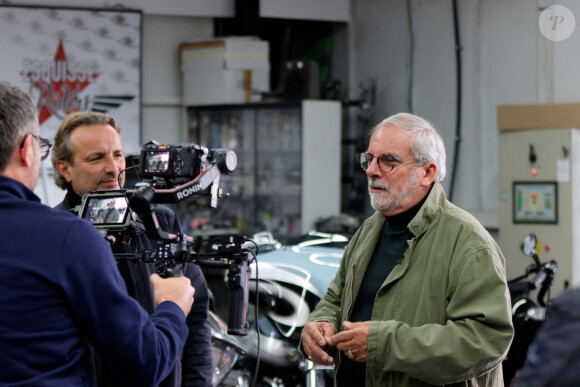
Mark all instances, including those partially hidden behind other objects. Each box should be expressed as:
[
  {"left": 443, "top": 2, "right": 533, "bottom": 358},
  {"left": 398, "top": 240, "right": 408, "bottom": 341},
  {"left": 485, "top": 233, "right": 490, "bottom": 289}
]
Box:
[
  {"left": 260, "top": 0, "right": 349, "bottom": 22},
  {"left": 7, "top": 0, "right": 234, "bottom": 17}
]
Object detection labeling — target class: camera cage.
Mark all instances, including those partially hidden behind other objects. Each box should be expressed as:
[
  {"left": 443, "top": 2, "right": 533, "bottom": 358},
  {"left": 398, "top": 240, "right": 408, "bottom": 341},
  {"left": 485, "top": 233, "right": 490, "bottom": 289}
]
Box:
[
  {"left": 76, "top": 141, "right": 249, "bottom": 335},
  {"left": 138, "top": 140, "right": 237, "bottom": 188}
]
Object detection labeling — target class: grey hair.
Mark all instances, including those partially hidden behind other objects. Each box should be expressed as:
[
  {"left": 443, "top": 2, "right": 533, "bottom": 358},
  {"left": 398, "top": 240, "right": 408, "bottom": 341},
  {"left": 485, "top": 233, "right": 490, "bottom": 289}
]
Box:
[
  {"left": 0, "top": 81, "right": 39, "bottom": 172},
  {"left": 371, "top": 112, "right": 446, "bottom": 182}
]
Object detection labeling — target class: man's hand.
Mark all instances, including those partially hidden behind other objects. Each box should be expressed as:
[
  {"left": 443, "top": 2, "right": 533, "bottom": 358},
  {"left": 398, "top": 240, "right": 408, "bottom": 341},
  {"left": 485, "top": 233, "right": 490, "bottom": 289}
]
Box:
[
  {"left": 301, "top": 321, "right": 336, "bottom": 366},
  {"left": 327, "top": 321, "right": 371, "bottom": 362},
  {"left": 150, "top": 273, "right": 195, "bottom": 317}
]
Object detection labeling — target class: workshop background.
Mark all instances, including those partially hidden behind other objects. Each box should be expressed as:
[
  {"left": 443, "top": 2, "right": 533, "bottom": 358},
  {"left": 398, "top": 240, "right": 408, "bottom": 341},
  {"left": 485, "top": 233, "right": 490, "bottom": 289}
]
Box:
[{"left": 5, "top": 0, "right": 580, "bottom": 289}]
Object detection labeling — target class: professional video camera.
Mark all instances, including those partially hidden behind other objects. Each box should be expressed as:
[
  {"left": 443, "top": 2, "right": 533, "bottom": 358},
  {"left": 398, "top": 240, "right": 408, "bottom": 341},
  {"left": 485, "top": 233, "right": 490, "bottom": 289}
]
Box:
[
  {"left": 77, "top": 140, "right": 250, "bottom": 335},
  {"left": 139, "top": 141, "right": 237, "bottom": 187}
]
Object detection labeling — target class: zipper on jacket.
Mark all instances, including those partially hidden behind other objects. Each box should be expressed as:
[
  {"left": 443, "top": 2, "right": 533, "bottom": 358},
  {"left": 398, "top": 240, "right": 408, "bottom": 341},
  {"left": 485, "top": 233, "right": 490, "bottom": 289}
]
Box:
[
  {"left": 346, "top": 264, "right": 356, "bottom": 319},
  {"left": 351, "top": 264, "right": 356, "bottom": 298}
]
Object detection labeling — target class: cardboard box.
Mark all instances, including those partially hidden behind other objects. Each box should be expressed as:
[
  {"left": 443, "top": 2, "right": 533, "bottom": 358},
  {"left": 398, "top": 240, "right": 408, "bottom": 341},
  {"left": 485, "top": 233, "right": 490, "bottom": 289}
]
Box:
[
  {"left": 497, "top": 103, "right": 580, "bottom": 131},
  {"left": 180, "top": 37, "right": 270, "bottom": 105},
  {"left": 180, "top": 37, "right": 270, "bottom": 72}
]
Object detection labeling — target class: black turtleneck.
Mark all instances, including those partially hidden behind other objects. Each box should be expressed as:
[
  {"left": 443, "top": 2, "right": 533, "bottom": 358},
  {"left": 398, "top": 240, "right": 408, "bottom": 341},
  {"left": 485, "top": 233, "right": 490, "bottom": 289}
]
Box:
[
  {"left": 337, "top": 192, "right": 429, "bottom": 387},
  {"left": 349, "top": 195, "right": 425, "bottom": 323},
  {"left": 62, "top": 189, "right": 83, "bottom": 212}
]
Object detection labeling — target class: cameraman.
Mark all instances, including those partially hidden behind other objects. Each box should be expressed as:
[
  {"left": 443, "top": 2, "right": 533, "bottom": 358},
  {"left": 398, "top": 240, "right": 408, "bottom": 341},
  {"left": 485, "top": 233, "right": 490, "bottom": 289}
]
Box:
[
  {"left": 51, "top": 112, "right": 212, "bottom": 387},
  {"left": 0, "top": 82, "right": 195, "bottom": 385}
]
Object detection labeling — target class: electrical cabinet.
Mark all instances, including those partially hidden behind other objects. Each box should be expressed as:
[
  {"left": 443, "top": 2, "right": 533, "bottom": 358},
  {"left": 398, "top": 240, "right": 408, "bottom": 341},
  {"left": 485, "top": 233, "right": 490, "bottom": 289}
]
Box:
[
  {"left": 497, "top": 103, "right": 580, "bottom": 296},
  {"left": 184, "top": 100, "right": 341, "bottom": 241}
]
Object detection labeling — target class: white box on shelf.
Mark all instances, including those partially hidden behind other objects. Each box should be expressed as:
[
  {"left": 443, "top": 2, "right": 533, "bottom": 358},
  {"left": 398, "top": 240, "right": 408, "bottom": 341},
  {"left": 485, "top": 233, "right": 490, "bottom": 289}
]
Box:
[
  {"left": 180, "top": 37, "right": 270, "bottom": 105},
  {"left": 183, "top": 69, "right": 268, "bottom": 105}
]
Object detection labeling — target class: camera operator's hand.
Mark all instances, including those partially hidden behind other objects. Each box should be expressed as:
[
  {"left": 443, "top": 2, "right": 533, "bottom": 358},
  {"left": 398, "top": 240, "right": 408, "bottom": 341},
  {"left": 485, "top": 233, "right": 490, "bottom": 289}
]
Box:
[{"left": 150, "top": 273, "right": 195, "bottom": 317}]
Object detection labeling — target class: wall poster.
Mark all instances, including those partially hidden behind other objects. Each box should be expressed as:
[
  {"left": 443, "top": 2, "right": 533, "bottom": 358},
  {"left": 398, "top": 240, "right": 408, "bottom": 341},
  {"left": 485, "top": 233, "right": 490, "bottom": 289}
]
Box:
[{"left": 0, "top": 4, "right": 142, "bottom": 205}]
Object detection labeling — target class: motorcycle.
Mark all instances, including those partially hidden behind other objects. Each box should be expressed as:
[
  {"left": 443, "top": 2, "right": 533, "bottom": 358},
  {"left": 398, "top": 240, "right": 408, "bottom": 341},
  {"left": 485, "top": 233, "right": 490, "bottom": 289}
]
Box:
[
  {"left": 209, "top": 310, "right": 251, "bottom": 387},
  {"left": 214, "top": 232, "right": 345, "bottom": 387},
  {"left": 502, "top": 233, "right": 558, "bottom": 386}
]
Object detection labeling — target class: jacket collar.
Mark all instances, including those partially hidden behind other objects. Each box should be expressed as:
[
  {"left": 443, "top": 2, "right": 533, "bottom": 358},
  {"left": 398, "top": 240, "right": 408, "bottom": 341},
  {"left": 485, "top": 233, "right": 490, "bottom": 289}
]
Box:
[
  {"left": 63, "top": 190, "right": 83, "bottom": 210},
  {"left": 408, "top": 182, "right": 446, "bottom": 237},
  {"left": 0, "top": 176, "right": 41, "bottom": 203}
]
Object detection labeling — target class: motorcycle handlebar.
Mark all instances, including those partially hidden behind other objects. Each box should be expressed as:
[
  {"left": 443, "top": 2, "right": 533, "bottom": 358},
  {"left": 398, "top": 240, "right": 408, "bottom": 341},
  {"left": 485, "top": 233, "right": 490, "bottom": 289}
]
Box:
[
  {"left": 534, "top": 260, "right": 558, "bottom": 307},
  {"left": 531, "top": 270, "right": 547, "bottom": 290},
  {"left": 508, "top": 260, "right": 558, "bottom": 303}
]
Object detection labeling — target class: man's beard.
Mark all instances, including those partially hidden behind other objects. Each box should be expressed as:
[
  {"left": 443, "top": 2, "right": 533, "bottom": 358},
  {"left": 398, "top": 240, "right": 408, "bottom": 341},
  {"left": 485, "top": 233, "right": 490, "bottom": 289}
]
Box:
[{"left": 368, "top": 169, "right": 422, "bottom": 213}]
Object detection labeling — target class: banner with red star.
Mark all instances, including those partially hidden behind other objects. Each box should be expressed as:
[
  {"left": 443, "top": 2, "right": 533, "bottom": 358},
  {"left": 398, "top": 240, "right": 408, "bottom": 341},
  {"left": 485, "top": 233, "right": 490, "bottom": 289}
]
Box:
[{"left": 0, "top": 5, "right": 141, "bottom": 205}]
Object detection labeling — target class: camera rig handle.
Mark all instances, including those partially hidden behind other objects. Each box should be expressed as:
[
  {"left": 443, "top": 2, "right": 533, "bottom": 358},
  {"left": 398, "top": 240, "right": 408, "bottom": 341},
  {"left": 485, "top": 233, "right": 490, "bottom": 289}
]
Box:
[
  {"left": 128, "top": 164, "right": 222, "bottom": 242},
  {"left": 141, "top": 163, "right": 223, "bottom": 205},
  {"left": 117, "top": 236, "right": 251, "bottom": 335}
]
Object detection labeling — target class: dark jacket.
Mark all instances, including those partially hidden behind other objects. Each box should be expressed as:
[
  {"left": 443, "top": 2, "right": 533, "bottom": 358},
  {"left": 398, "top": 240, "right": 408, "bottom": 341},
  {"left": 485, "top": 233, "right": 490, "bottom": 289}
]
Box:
[
  {"left": 511, "top": 287, "right": 580, "bottom": 387},
  {"left": 56, "top": 190, "right": 212, "bottom": 387},
  {"left": 0, "top": 176, "right": 188, "bottom": 386}
]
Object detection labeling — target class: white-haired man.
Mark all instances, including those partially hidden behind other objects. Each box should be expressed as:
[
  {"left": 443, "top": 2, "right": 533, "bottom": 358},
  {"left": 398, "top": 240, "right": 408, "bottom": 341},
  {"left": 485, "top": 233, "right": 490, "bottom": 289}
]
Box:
[{"left": 301, "top": 113, "right": 513, "bottom": 386}]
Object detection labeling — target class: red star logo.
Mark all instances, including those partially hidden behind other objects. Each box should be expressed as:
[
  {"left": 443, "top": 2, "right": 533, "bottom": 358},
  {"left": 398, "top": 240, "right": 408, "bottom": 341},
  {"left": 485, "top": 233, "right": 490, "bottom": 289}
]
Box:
[{"left": 22, "top": 40, "right": 100, "bottom": 124}]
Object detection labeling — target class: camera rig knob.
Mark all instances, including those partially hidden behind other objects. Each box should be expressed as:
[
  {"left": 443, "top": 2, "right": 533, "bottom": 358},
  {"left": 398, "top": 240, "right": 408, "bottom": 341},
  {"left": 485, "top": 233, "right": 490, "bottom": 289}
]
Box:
[{"left": 212, "top": 149, "right": 237, "bottom": 174}]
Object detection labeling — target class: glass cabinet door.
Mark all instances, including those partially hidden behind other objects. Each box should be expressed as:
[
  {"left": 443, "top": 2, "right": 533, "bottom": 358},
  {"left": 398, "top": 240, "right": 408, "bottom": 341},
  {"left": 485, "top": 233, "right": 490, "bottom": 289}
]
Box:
[
  {"left": 254, "top": 106, "right": 301, "bottom": 239},
  {"left": 185, "top": 107, "right": 256, "bottom": 238},
  {"left": 184, "top": 103, "right": 306, "bottom": 242}
]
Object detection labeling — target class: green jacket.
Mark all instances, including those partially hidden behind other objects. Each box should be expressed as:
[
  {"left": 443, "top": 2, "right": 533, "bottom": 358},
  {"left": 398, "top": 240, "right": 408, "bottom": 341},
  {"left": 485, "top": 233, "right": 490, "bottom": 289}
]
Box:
[
  {"left": 306, "top": 183, "right": 513, "bottom": 386},
  {"left": 97, "top": 207, "right": 120, "bottom": 224}
]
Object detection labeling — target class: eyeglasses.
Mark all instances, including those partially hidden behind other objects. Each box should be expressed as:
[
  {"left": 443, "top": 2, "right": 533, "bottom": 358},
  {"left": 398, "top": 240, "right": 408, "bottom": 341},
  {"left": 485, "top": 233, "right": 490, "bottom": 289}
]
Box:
[
  {"left": 20, "top": 133, "right": 52, "bottom": 161},
  {"left": 360, "top": 152, "right": 417, "bottom": 173}
]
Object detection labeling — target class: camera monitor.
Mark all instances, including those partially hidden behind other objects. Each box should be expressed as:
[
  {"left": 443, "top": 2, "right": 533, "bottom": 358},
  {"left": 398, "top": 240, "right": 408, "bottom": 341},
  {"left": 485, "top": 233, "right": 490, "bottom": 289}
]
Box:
[
  {"left": 143, "top": 150, "right": 171, "bottom": 174},
  {"left": 79, "top": 191, "right": 131, "bottom": 230}
]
